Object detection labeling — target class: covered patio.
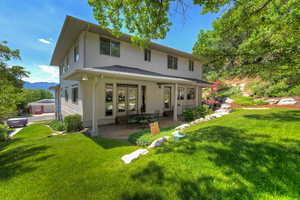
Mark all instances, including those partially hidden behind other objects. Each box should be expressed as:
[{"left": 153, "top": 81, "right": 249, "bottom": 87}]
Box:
[
  {"left": 97, "top": 116, "right": 183, "bottom": 139},
  {"left": 63, "top": 65, "right": 210, "bottom": 136}
]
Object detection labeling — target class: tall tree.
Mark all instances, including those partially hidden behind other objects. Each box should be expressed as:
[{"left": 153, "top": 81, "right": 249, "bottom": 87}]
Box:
[{"left": 0, "top": 41, "right": 29, "bottom": 119}]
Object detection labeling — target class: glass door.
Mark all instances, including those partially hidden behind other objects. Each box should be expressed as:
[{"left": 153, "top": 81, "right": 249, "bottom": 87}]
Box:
[
  {"left": 117, "top": 85, "right": 138, "bottom": 116},
  {"left": 117, "top": 86, "right": 127, "bottom": 116},
  {"left": 128, "top": 86, "right": 138, "bottom": 115},
  {"left": 164, "top": 86, "right": 172, "bottom": 111}
]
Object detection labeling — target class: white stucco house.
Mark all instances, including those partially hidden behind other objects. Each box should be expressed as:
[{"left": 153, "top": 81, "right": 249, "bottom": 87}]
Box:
[{"left": 50, "top": 16, "right": 210, "bottom": 135}]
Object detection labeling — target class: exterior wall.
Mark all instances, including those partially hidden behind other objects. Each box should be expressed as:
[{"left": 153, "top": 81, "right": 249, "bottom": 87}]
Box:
[{"left": 85, "top": 32, "right": 203, "bottom": 80}]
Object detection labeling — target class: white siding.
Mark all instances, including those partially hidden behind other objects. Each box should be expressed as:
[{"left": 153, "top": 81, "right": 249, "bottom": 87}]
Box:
[{"left": 85, "top": 32, "right": 203, "bottom": 80}]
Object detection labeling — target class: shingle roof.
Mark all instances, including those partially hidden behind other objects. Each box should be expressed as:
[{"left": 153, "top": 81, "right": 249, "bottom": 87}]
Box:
[{"left": 93, "top": 65, "right": 211, "bottom": 85}]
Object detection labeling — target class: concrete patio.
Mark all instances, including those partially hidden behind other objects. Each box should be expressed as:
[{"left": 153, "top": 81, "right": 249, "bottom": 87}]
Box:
[{"left": 97, "top": 117, "right": 183, "bottom": 139}]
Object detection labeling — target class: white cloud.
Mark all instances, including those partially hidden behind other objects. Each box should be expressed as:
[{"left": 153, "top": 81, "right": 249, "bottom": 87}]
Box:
[
  {"left": 38, "top": 38, "right": 51, "bottom": 44},
  {"left": 38, "top": 65, "right": 59, "bottom": 77}
]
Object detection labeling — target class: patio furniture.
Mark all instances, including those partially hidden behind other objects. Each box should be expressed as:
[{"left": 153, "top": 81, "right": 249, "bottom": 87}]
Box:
[{"left": 128, "top": 113, "right": 160, "bottom": 126}]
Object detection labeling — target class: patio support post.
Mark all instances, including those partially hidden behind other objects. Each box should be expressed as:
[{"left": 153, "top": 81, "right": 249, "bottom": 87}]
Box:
[
  {"left": 174, "top": 83, "right": 178, "bottom": 121},
  {"left": 196, "top": 86, "right": 199, "bottom": 106},
  {"left": 91, "top": 77, "right": 99, "bottom": 136}
]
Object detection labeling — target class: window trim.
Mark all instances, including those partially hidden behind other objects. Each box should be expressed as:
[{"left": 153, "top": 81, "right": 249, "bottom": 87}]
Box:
[
  {"left": 144, "top": 49, "right": 151, "bottom": 62},
  {"left": 74, "top": 42, "right": 79, "bottom": 63},
  {"left": 189, "top": 60, "right": 194, "bottom": 72},
  {"left": 65, "top": 88, "right": 69, "bottom": 102},
  {"left": 167, "top": 55, "right": 178, "bottom": 70},
  {"left": 100, "top": 37, "right": 120, "bottom": 57},
  {"left": 71, "top": 87, "right": 79, "bottom": 104}
]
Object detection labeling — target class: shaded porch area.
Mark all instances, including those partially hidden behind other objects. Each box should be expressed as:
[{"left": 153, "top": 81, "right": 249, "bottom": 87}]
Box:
[{"left": 97, "top": 117, "right": 183, "bottom": 139}]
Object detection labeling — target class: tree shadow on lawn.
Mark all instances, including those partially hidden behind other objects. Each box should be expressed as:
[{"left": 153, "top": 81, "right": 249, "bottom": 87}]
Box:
[
  {"left": 127, "top": 126, "right": 300, "bottom": 199},
  {"left": 0, "top": 144, "right": 53, "bottom": 180},
  {"left": 244, "top": 110, "right": 300, "bottom": 122},
  {"left": 87, "top": 136, "right": 134, "bottom": 149}
]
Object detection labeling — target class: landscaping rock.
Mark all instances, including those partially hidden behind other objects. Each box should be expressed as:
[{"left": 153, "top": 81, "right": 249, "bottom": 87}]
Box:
[
  {"left": 225, "top": 98, "right": 234, "bottom": 104},
  {"left": 148, "top": 136, "right": 169, "bottom": 148},
  {"left": 221, "top": 104, "right": 231, "bottom": 109},
  {"left": 175, "top": 123, "right": 190, "bottom": 130},
  {"left": 171, "top": 130, "right": 180, "bottom": 136},
  {"left": 265, "top": 99, "right": 279, "bottom": 104},
  {"left": 277, "top": 98, "right": 297, "bottom": 105},
  {"left": 121, "top": 149, "right": 149, "bottom": 164}
]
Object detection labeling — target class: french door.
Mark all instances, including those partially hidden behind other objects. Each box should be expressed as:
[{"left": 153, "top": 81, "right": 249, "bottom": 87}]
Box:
[
  {"left": 164, "top": 86, "right": 172, "bottom": 111},
  {"left": 117, "top": 85, "right": 138, "bottom": 116}
]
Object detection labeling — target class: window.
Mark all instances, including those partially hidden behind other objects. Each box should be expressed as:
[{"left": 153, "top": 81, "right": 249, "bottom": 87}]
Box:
[
  {"left": 178, "top": 87, "right": 185, "bottom": 100},
  {"left": 74, "top": 42, "right": 79, "bottom": 62},
  {"left": 100, "top": 37, "right": 110, "bottom": 55},
  {"left": 100, "top": 37, "right": 120, "bottom": 57},
  {"left": 167, "top": 55, "right": 178, "bottom": 69},
  {"left": 189, "top": 60, "right": 194, "bottom": 71},
  {"left": 105, "top": 84, "right": 113, "bottom": 116},
  {"left": 72, "top": 87, "right": 78, "bottom": 103},
  {"left": 111, "top": 41, "right": 120, "bottom": 57},
  {"left": 65, "top": 56, "right": 70, "bottom": 72},
  {"left": 65, "top": 88, "right": 69, "bottom": 102},
  {"left": 144, "top": 49, "right": 151, "bottom": 62},
  {"left": 187, "top": 88, "right": 195, "bottom": 100}
]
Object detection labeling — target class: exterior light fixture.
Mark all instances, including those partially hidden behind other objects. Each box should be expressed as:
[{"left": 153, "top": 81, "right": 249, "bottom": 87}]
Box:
[{"left": 82, "top": 74, "right": 88, "bottom": 81}]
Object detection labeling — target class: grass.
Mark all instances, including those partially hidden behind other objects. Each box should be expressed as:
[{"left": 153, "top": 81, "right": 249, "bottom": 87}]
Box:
[
  {"left": 1, "top": 109, "right": 300, "bottom": 199},
  {"left": 232, "top": 95, "right": 268, "bottom": 106}
]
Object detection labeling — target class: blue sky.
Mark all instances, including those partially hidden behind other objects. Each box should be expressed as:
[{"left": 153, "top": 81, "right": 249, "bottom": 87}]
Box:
[{"left": 0, "top": 0, "right": 220, "bottom": 83}]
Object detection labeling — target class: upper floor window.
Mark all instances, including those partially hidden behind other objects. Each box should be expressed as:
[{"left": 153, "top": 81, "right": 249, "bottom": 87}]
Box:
[
  {"left": 167, "top": 55, "right": 178, "bottom": 70},
  {"left": 189, "top": 60, "right": 194, "bottom": 71},
  {"left": 72, "top": 87, "right": 78, "bottom": 104},
  {"left": 144, "top": 49, "right": 151, "bottom": 62},
  {"left": 74, "top": 42, "right": 79, "bottom": 62},
  {"left": 100, "top": 37, "right": 120, "bottom": 57}
]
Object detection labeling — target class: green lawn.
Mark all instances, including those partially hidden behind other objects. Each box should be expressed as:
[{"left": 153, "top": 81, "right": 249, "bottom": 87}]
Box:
[{"left": 1, "top": 109, "right": 300, "bottom": 200}]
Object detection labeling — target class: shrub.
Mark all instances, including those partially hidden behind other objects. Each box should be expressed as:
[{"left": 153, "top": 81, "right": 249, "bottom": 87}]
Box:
[
  {"left": 289, "top": 85, "right": 300, "bottom": 96},
  {"left": 136, "top": 134, "right": 153, "bottom": 146},
  {"left": 0, "top": 124, "right": 9, "bottom": 141},
  {"left": 49, "top": 120, "right": 65, "bottom": 131},
  {"left": 128, "top": 129, "right": 148, "bottom": 144},
  {"left": 183, "top": 105, "right": 212, "bottom": 122},
  {"left": 64, "top": 114, "right": 83, "bottom": 132},
  {"left": 129, "top": 126, "right": 175, "bottom": 146}
]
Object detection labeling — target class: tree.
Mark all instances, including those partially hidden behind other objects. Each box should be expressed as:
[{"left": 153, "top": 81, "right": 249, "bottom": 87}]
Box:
[{"left": 0, "top": 41, "right": 29, "bottom": 119}]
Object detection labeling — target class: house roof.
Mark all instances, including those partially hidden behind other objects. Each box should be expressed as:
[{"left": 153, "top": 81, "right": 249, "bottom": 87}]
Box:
[
  {"left": 94, "top": 65, "right": 210, "bottom": 85},
  {"left": 63, "top": 65, "right": 211, "bottom": 87},
  {"left": 50, "top": 16, "right": 207, "bottom": 66},
  {"left": 28, "top": 99, "right": 55, "bottom": 106}
]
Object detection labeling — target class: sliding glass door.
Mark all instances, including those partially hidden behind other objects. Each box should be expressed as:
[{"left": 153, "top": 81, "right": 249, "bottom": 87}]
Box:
[{"left": 117, "top": 85, "right": 138, "bottom": 116}]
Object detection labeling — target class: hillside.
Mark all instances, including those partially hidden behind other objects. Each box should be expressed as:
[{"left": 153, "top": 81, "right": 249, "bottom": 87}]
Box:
[{"left": 23, "top": 81, "right": 57, "bottom": 92}]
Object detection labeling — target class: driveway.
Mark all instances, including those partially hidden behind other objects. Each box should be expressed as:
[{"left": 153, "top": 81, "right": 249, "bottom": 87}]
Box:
[{"left": 28, "top": 113, "right": 55, "bottom": 122}]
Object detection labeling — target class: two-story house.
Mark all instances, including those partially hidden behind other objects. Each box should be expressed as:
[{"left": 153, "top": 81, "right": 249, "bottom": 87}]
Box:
[{"left": 50, "top": 16, "right": 210, "bottom": 135}]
